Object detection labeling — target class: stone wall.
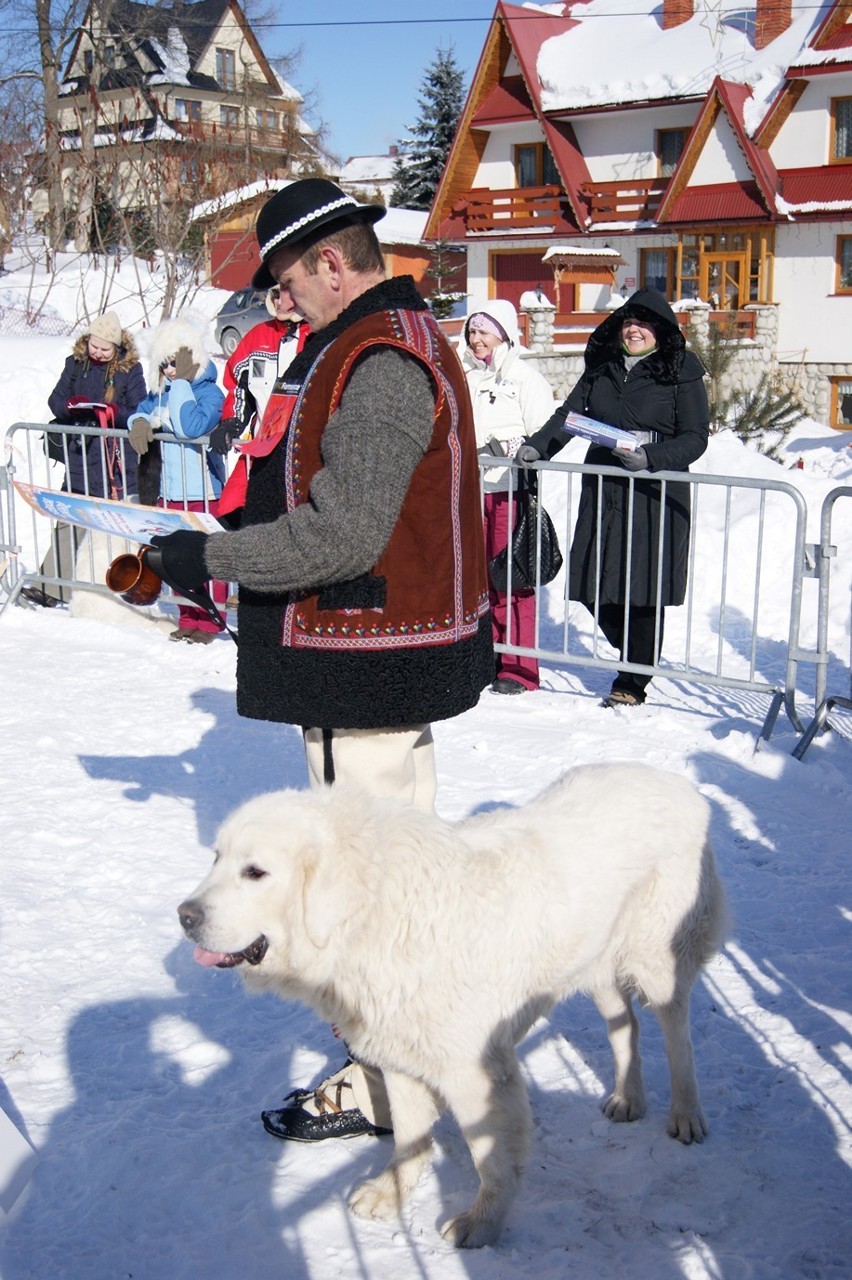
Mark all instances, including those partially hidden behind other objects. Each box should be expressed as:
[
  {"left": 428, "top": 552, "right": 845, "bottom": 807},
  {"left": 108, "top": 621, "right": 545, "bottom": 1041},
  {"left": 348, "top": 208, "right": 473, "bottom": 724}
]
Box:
[{"left": 518, "top": 299, "right": 849, "bottom": 427}]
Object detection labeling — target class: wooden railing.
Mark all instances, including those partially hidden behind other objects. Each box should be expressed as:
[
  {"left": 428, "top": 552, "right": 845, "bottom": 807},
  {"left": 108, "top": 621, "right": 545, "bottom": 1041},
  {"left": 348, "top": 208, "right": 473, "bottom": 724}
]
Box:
[
  {"left": 707, "top": 309, "right": 756, "bottom": 340},
  {"left": 581, "top": 179, "right": 668, "bottom": 225},
  {"left": 171, "top": 120, "right": 292, "bottom": 151},
  {"left": 457, "top": 186, "right": 566, "bottom": 232}
]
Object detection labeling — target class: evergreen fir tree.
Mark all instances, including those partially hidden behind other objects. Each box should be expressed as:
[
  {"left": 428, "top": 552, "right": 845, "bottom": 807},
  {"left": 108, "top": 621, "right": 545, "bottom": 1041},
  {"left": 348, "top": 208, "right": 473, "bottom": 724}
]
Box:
[
  {"left": 391, "top": 47, "right": 466, "bottom": 210},
  {"left": 425, "top": 239, "right": 466, "bottom": 318},
  {"left": 688, "top": 312, "right": 804, "bottom": 455}
]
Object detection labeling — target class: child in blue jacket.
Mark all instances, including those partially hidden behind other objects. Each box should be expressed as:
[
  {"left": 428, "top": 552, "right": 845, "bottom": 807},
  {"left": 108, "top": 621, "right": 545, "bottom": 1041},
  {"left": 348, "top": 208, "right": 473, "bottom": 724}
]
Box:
[{"left": 128, "top": 315, "right": 226, "bottom": 642}]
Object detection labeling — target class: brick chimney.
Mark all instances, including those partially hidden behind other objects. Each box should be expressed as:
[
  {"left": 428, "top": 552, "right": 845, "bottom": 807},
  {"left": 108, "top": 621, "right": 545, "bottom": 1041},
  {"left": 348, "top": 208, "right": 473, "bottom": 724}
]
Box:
[
  {"left": 662, "top": 0, "right": 693, "bottom": 30},
  {"left": 755, "top": 0, "right": 792, "bottom": 48}
]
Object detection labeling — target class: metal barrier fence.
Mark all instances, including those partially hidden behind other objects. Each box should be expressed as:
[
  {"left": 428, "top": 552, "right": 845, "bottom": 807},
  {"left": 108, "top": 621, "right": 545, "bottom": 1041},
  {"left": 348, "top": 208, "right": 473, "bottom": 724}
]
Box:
[
  {"left": 2, "top": 420, "right": 221, "bottom": 612},
  {"left": 487, "top": 459, "right": 840, "bottom": 742},
  {"left": 791, "top": 485, "right": 852, "bottom": 759},
  {"left": 2, "top": 425, "right": 849, "bottom": 749}
]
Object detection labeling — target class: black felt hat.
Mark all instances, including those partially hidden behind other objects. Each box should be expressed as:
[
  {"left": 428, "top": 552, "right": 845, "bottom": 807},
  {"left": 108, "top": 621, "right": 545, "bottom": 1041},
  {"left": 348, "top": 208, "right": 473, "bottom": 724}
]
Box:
[{"left": 251, "top": 179, "right": 386, "bottom": 288}]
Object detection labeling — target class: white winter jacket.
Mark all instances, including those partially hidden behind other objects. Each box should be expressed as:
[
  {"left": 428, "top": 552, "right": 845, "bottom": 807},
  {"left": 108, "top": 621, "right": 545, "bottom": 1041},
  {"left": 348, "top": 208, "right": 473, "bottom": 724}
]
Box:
[{"left": 461, "top": 300, "right": 556, "bottom": 493}]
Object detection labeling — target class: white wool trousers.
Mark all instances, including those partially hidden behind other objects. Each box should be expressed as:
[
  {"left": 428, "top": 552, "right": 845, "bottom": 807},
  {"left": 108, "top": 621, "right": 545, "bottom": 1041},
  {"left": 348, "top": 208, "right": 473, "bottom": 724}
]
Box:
[
  {"left": 300, "top": 723, "right": 437, "bottom": 1127},
  {"left": 302, "top": 724, "right": 437, "bottom": 815}
]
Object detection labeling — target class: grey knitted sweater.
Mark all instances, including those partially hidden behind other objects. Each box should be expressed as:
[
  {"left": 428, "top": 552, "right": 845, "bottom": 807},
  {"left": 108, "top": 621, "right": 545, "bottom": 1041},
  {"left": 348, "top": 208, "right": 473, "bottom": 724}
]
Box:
[{"left": 204, "top": 348, "right": 435, "bottom": 592}]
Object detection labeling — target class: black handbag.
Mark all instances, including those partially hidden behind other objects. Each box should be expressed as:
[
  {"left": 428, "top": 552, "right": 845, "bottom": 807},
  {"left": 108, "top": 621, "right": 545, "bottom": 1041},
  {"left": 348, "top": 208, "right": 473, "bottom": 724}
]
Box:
[{"left": 488, "top": 469, "right": 563, "bottom": 593}]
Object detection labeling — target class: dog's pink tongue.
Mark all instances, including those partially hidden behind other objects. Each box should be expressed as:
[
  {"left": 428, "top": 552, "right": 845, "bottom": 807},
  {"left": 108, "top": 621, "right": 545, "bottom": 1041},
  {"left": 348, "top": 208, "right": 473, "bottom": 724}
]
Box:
[{"left": 194, "top": 945, "right": 230, "bottom": 968}]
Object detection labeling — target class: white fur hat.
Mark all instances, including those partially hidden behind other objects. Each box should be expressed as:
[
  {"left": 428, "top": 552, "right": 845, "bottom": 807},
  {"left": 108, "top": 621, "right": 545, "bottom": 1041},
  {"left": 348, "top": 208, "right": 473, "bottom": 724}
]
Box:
[
  {"left": 145, "top": 312, "right": 213, "bottom": 387},
  {"left": 89, "top": 312, "right": 122, "bottom": 346}
]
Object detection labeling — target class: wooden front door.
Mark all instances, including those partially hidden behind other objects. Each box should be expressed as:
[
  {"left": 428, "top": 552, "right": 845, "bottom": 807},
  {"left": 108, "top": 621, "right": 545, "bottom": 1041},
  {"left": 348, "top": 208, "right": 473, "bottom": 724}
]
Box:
[
  {"left": 490, "top": 250, "right": 548, "bottom": 313},
  {"left": 703, "top": 254, "right": 747, "bottom": 311}
]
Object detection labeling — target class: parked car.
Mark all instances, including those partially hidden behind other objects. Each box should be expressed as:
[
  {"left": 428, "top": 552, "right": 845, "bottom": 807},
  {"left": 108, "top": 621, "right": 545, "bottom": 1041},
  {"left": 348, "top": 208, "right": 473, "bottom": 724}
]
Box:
[{"left": 214, "top": 287, "right": 268, "bottom": 356}]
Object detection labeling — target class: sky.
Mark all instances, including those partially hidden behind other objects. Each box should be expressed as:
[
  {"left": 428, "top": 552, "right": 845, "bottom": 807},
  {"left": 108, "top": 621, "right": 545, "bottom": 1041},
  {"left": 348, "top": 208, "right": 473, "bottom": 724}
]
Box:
[
  {"left": 0, "top": 249, "right": 851, "bottom": 1278},
  {"left": 260, "top": 1, "right": 495, "bottom": 164}
]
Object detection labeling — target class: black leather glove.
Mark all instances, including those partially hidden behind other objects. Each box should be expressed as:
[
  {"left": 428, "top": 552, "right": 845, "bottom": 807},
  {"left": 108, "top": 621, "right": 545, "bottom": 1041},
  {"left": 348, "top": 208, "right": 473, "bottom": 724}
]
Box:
[
  {"left": 208, "top": 417, "right": 242, "bottom": 455},
  {"left": 172, "top": 346, "right": 200, "bottom": 383},
  {"left": 147, "top": 531, "right": 210, "bottom": 594},
  {"left": 515, "top": 443, "right": 541, "bottom": 466},
  {"left": 612, "top": 445, "right": 648, "bottom": 471}
]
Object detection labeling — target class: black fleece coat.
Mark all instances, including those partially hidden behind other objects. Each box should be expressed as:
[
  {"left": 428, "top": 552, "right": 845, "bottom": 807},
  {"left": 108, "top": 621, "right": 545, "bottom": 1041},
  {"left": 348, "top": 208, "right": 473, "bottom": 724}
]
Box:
[{"left": 527, "top": 289, "right": 709, "bottom": 608}]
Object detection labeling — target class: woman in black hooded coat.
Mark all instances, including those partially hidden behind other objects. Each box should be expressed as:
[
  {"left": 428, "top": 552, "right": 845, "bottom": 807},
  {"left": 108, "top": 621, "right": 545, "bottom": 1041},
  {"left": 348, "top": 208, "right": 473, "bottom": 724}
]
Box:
[{"left": 522, "top": 288, "right": 709, "bottom": 705}]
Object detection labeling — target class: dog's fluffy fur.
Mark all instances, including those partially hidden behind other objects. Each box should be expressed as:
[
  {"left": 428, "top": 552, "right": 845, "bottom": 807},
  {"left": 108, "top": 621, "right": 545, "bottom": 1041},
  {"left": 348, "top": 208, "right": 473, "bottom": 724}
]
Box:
[{"left": 179, "top": 764, "right": 726, "bottom": 1248}]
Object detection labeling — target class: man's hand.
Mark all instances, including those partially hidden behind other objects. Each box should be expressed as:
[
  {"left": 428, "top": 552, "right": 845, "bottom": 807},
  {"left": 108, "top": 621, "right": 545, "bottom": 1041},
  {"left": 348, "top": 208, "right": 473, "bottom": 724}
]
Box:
[
  {"left": 148, "top": 531, "right": 210, "bottom": 593},
  {"left": 612, "top": 445, "right": 648, "bottom": 471},
  {"left": 128, "top": 418, "right": 155, "bottom": 455},
  {"left": 208, "top": 418, "right": 242, "bottom": 455},
  {"left": 172, "top": 346, "right": 200, "bottom": 383}
]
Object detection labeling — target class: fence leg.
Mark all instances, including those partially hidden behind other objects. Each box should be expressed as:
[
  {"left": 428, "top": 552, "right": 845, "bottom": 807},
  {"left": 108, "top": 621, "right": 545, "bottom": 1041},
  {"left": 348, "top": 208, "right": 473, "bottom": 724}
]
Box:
[
  {"left": 755, "top": 689, "right": 785, "bottom": 751},
  {"left": 792, "top": 695, "right": 852, "bottom": 761}
]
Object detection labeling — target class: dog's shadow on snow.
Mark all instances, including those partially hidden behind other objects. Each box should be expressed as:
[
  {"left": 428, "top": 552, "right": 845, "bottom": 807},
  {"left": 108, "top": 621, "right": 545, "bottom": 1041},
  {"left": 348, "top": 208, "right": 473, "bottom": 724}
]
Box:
[{"left": 77, "top": 686, "right": 307, "bottom": 846}]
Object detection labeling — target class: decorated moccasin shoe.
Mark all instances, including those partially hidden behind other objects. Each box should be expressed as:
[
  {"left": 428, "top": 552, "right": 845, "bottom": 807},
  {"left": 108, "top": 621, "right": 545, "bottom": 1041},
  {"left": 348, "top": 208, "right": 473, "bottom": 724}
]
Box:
[{"left": 261, "top": 1060, "right": 393, "bottom": 1143}]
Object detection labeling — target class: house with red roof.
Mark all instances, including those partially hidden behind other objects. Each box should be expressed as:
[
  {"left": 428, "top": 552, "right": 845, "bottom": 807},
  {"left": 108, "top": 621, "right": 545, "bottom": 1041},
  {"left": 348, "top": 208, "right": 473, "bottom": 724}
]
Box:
[{"left": 426, "top": 0, "right": 852, "bottom": 428}]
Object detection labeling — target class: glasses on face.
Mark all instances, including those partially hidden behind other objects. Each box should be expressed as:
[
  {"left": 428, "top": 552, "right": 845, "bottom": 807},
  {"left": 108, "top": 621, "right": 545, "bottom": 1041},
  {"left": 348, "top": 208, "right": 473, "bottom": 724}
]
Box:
[{"left": 160, "top": 357, "right": 176, "bottom": 372}]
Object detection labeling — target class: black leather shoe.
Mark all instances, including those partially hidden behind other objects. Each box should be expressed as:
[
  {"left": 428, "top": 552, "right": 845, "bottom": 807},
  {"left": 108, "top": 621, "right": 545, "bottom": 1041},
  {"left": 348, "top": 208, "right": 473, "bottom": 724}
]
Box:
[{"left": 20, "top": 586, "right": 61, "bottom": 608}]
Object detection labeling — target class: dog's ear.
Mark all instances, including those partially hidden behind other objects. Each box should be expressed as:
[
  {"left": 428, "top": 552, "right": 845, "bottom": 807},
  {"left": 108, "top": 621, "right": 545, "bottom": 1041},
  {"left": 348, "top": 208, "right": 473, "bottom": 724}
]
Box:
[{"left": 301, "top": 855, "right": 346, "bottom": 950}]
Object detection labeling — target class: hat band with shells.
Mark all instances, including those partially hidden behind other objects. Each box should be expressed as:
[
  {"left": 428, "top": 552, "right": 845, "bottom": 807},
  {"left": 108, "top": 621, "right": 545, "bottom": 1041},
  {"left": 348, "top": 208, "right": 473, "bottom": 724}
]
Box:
[{"left": 258, "top": 195, "right": 361, "bottom": 263}]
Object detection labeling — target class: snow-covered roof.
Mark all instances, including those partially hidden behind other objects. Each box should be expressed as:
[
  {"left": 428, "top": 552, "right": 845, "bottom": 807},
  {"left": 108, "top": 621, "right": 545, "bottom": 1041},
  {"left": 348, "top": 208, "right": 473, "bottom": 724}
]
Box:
[
  {"left": 541, "top": 245, "right": 625, "bottom": 261},
  {"left": 339, "top": 154, "right": 397, "bottom": 185},
  {"left": 190, "top": 182, "right": 424, "bottom": 244},
  {"left": 375, "top": 207, "right": 428, "bottom": 246},
  {"left": 536, "top": 0, "right": 832, "bottom": 134}
]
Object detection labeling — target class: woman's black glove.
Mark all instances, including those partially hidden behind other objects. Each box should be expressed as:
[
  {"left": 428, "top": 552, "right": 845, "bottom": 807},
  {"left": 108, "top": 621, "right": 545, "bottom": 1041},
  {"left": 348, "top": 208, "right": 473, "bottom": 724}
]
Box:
[
  {"left": 208, "top": 418, "right": 242, "bottom": 455},
  {"left": 515, "top": 443, "right": 541, "bottom": 466},
  {"left": 612, "top": 445, "right": 648, "bottom": 471},
  {"left": 147, "top": 531, "right": 210, "bottom": 594}
]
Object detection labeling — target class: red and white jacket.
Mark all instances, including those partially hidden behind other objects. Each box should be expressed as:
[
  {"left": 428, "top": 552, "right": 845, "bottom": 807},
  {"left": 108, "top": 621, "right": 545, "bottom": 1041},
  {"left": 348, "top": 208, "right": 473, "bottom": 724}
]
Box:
[{"left": 221, "top": 318, "right": 311, "bottom": 433}]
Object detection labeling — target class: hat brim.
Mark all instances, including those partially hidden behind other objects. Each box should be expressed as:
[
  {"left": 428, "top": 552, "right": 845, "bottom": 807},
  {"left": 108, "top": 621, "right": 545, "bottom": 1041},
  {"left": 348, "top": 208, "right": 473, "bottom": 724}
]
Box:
[{"left": 251, "top": 204, "right": 386, "bottom": 290}]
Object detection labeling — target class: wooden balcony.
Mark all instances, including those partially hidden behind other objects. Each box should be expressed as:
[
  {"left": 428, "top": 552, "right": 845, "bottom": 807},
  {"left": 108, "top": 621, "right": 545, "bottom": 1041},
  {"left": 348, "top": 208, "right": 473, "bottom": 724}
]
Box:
[
  {"left": 171, "top": 119, "right": 292, "bottom": 152},
  {"left": 457, "top": 185, "right": 567, "bottom": 233},
  {"left": 581, "top": 179, "right": 668, "bottom": 225}
]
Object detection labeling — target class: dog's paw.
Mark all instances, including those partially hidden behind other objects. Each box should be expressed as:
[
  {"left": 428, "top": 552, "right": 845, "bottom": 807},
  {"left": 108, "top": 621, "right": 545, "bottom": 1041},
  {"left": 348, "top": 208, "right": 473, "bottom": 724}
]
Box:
[
  {"left": 440, "top": 1209, "right": 502, "bottom": 1249},
  {"left": 602, "top": 1090, "right": 646, "bottom": 1123},
  {"left": 667, "top": 1108, "right": 708, "bottom": 1144},
  {"left": 349, "top": 1174, "right": 402, "bottom": 1223}
]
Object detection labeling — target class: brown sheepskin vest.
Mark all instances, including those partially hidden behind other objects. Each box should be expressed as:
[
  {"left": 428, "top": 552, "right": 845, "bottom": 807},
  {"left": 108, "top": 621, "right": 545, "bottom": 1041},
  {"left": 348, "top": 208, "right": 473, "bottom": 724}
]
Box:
[{"left": 234, "top": 296, "right": 494, "bottom": 730}]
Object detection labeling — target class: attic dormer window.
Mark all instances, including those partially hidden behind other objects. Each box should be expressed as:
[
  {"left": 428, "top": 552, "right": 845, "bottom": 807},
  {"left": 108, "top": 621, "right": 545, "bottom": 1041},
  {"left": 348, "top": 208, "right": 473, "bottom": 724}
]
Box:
[
  {"left": 831, "top": 97, "right": 852, "bottom": 162},
  {"left": 216, "top": 47, "right": 236, "bottom": 91},
  {"left": 514, "top": 143, "right": 559, "bottom": 189},
  {"left": 657, "top": 128, "right": 687, "bottom": 178}
]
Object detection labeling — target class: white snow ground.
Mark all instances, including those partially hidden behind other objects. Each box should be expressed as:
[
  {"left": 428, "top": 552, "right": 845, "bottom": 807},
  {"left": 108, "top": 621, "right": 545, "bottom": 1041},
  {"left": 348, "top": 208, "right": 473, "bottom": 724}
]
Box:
[{"left": 0, "top": 252, "right": 850, "bottom": 1279}]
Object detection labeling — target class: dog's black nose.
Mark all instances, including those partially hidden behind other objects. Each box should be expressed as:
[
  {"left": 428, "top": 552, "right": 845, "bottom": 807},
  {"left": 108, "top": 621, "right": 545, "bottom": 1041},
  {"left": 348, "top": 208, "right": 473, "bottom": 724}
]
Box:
[{"left": 178, "top": 899, "right": 204, "bottom": 932}]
